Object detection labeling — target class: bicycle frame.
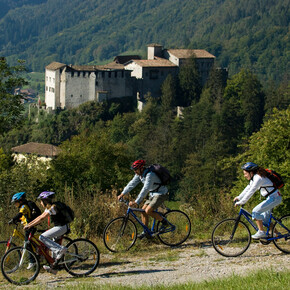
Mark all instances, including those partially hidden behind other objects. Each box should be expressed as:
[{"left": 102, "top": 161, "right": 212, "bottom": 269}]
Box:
[
  {"left": 124, "top": 206, "right": 174, "bottom": 237},
  {"left": 237, "top": 207, "right": 290, "bottom": 241}
]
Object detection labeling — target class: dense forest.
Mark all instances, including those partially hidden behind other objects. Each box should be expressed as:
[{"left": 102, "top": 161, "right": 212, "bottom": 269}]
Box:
[{"left": 0, "top": 0, "right": 289, "bottom": 83}]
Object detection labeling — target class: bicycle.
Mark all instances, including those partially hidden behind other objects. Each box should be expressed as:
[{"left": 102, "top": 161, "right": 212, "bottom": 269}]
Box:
[
  {"left": 0, "top": 222, "right": 72, "bottom": 258},
  {"left": 103, "top": 198, "right": 191, "bottom": 252},
  {"left": 1, "top": 224, "right": 100, "bottom": 285},
  {"left": 211, "top": 206, "right": 290, "bottom": 257}
]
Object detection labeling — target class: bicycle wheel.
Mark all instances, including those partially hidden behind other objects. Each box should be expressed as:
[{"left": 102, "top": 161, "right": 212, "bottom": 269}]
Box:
[
  {"left": 157, "top": 210, "right": 191, "bottom": 246},
  {"left": 0, "top": 241, "right": 17, "bottom": 258},
  {"left": 1, "top": 246, "right": 40, "bottom": 285},
  {"left": 103, "top": 217, "right": 137, "bottom": 252},
  {"left": 63, "top": 238, "right": 99, "bottom": 277},
  {"left": 273, "top": 214, "right": 290, "bottom": 254},
  {"left": 212, "top": 218, "right": 251, "bottom": 257}
]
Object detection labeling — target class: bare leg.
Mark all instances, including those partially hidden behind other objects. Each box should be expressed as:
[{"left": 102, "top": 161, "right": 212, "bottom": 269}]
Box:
[
  {"left": 256, "top": 219, "right": 264, "bottom": 231},
  {"left": 145, "top": 206, "right": 163, "bottom": 222},
  {"left": 141, "top": 204, "right": 149, "bottom": 227}
]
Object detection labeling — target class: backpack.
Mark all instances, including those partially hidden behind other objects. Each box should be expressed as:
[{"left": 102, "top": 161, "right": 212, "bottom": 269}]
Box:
[
  {"left": 147, "top": 164, "right": 172, "bottom": 186},
  {"left": 54, "top": 201, "right": 75, "bottom": 224},
  {"left": 26, "top": 200, "right": 41, "bottom": 222},
  {"left": 262, "top": 169, "right": 284, "bottom": 195}
]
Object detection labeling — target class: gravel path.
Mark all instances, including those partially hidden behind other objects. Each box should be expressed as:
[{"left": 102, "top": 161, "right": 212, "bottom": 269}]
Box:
[{"left": 1, "top": 238, "right": 289, "bottom": 288}]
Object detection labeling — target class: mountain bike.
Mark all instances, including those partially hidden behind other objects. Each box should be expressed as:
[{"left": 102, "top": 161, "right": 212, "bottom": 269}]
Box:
[
  {"left": 1, "top": 224, "right": 100, "bottom": 285},
  {"left": 103, "top": 198, "right": 191, "bottom": 252},
  {"left": 211, "top": 206, "right": 290, "bottom": 257},
  {"left": 0, "top": 223, "right": 72, "bottom": 258}
]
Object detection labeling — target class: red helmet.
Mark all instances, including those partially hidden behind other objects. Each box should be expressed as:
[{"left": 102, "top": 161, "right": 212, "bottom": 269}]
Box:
[{"left": 131, "top": 160, "right": 146, "bottom": 170}]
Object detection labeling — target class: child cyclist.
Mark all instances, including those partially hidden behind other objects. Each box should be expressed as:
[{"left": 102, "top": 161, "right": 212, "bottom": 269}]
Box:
[
  {"left": 24, "top": 191, "right": 69, "bottom": 274},
  {"left": 234, "top": 162, "right": 282, "bottom": 239},
  {"left": 10, "top": 192, "right": 37, "bottom": 270}
]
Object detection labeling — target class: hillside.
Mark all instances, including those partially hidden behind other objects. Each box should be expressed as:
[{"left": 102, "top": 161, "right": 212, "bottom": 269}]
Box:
[{"left": 0, "top": 0, "right": 288, "bottom": 83}]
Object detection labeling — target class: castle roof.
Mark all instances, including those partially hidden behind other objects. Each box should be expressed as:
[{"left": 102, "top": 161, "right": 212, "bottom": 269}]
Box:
[
  {"left": 127, "top": 57, "right": 177, "bottom": 68},
  {"left": 45, "top": 62, "right": 66, "bottom": 70},
  {"left": 167, "top": 49, "right": 215, "bottom": 59}
]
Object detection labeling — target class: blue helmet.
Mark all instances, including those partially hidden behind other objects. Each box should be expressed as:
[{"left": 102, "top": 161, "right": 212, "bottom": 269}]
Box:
[
  {"left": 241, "top": 162, "right": 259, "bottom": 171},
  {"left": 11, "top": 192, "right": 26, "bottom": 203}
]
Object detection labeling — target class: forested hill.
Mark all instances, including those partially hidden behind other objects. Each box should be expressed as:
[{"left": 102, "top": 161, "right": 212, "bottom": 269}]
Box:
[{"left": 0, "top": 0, "right": 288, "bottom": 83}]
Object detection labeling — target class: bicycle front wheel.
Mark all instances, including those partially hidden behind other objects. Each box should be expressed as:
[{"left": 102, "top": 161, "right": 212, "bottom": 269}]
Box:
[
  {"left": 63, "top": 238, "right": 100, "bottom": 277},
  {"left": 1, "top": 246, "right": 40, "bottom": 285},
  {"left": 103, "top": 217, "right": 137, "bottom": 252},
  {"left": 157, "top": 210, "right": 191, "bottom": 246},
  {"left": 273, "top": 214, "right": 290, "bottom": 254},
  {"left": 212, "top": 218, "right": 251, "bottom": 257}
]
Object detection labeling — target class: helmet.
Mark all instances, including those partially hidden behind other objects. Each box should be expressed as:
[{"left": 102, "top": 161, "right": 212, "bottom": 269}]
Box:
[
  {"left": 11, "top": 192, "right": 26, "bottom": 203},
  {"left": 241, "top": 162, "right": 259, "bottom": 171},
  {"left": 131, "top": 160, "right": 146, "bottom": 170},
  {"left": 38, "top": 191, "right": 55, "bottom": 200}
]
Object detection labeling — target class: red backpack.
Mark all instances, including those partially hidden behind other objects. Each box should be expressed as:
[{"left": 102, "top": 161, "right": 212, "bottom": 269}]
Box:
[{"left": 261, "top": 169, "right": 284, "bottom": 195}]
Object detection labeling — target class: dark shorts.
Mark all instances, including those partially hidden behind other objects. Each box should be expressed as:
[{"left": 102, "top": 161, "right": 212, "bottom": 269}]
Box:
[{"left": 144, "top": 194, "right": 168, "bottom": 210}]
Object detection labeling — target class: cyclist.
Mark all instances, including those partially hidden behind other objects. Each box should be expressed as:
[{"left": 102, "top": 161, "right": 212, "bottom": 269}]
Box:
[
  {"left": 234, "top": 162, "right": 282, "bottom": 239},
  {"left": 10, "top": 192, "right": 37, "bottom": 270},
  {"left": 118, "top": 159, "right": 170, "bottom": 239},
  {"left": 24, "top": 191, "right": 69, "bottom": 274}
]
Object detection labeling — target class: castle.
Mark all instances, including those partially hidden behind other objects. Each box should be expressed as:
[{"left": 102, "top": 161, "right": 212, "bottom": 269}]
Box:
[{"left": 45, "top": 44, "right": 217, "bottom": 111}]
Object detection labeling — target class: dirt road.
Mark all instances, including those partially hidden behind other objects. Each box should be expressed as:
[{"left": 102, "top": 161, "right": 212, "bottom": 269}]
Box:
[{"left": 1, "top": 238, "right": 288, "bottom": 289}]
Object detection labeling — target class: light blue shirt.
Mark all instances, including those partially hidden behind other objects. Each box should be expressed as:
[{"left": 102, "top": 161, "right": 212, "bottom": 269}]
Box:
[{"left": 121, "top": 168, "right": 168, "bottom": 205}]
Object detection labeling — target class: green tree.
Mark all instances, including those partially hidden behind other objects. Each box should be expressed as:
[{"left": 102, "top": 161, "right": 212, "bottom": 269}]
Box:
[
  {"left": 0, "top": 58, "right": 27, "bottom": 135},
  {"left": 178, "top": 56, "right": 201, "bottom": 106}
]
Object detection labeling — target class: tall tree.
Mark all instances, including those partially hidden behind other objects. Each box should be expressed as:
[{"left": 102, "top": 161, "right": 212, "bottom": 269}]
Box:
[
  {"left": 0, "top": 58, "right": 27, "bottom": 135},
  {"left": 178, "top": 56, "right": 201, "bottom": 106}
]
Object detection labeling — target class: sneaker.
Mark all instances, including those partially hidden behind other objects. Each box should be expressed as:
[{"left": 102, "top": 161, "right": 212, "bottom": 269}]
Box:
[
  {"left": 252, "top": 230, "right": 267, "bottom": 239},
  {"left": 43, "top": 265, "right": 57, "bottom": 275},
  {"left": 27, "top": 263, "right": 36, "bottom": 270},
  {"left": 55, "top": 247, "right": 67, "bottom": 261},
  {"left": 159, "top": 220, "right": 171, "bottom": 233}
]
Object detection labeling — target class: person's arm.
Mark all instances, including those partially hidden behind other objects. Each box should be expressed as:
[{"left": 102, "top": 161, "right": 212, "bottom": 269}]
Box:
[
  {"left": 135, "top": 172, "right": 155, "bottom": 205},
  {"left": 11, "top": 212, "right": 23, "bottom": 223},
  {"left": 118, "top": 174, "right": 140, "bottom": 200},
  {"left": 24, "top": 210, "right": 49, "bottom": 229},
  {"left": 235, "top": 175, "right": 264, "bottom": 205}
]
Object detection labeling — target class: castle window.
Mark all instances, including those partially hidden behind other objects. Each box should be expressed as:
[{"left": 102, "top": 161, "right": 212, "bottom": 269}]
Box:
[
  {"left": 78, "top": 72, "right": 80, "bottom": 77},
  {"left": 80, "top": 95, "right": 82, "bottom": 98},
  {"left": 46, "top": 86, "right": 48, "bottom": 91},
  {"left": 102, "top": 72, "right": 105, "bottom": 78},
  {"left": 122, "top": 71, "right": 124, "bottom": 78},
  {"left": 71, "top": 94, "right": 73, "bottom": 98},
  {"left": 108, "top": 72, "right": 111, "bottom": 78},
  {"left": 83, "top": 72, "right": 86, "bottom": 77},
  {"left": 71, "top": 72, "right": 74, "bottom": 77},
  {"left": 115, "top": 71, "right": 118, "bottom": 78}
]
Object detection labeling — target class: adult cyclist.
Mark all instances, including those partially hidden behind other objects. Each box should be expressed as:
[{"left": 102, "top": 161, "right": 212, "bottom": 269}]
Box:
[
  {"left": 118, "top": 159, "right": 170, "bottom": 239},
  {"left": 234, "top": 162, "right": 282, "bottom": 239}
]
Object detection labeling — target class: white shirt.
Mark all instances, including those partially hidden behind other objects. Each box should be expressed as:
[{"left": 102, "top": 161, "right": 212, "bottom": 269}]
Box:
[{"left": 236, "top": 174, "right": 276, "bottom": 205}]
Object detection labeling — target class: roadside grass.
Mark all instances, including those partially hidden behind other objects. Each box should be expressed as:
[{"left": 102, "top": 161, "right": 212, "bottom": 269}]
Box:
[{"left": 20, "top": 269, "right": 288, "bottom": 290}]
